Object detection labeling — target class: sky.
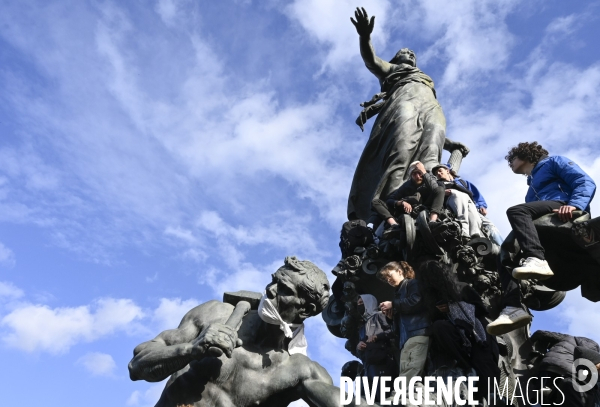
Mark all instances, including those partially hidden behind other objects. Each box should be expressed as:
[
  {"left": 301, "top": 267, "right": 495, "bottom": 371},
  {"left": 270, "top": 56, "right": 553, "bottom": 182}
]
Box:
[{"left": 1, "top": 0, "right": 600, "bottom": 406}]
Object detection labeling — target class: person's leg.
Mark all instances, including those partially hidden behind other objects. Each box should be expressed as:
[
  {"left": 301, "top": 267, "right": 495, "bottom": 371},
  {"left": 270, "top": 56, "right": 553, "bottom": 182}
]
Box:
[
  {"left": 506, "top": 201, "right": 564, "bottom": 260},
  {"left": 487, "top": 254, "right": 531, "bottom": 337},
  {"left": 371, "top": 198, "right": 395, "bottom": 224},
  {"left": 446, "top": 190, "right": 472, "bottom": 239},
  {"left": 399, "top": 335, "right": 430, "bottom": 383},
  {"left": 507, "top": 200, "right": 564, "bottom": 280},
  {"left": 466, "top": 200, "right": 483, "bottom": 238},
  {"left": 422, "top": 186, "right": 445, "bottom": 222},
  {"left": 481, "top": 215, "right": 504, "bottom": 246}
]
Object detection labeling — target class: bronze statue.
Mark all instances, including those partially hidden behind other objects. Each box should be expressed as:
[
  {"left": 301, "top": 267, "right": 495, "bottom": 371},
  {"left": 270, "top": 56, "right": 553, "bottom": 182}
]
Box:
[
  {"left": 128, "top": 257, "right": 370, "bottom": 407},
  {"left": 347, "top": 7, "right": 468, "bottom": 221}
]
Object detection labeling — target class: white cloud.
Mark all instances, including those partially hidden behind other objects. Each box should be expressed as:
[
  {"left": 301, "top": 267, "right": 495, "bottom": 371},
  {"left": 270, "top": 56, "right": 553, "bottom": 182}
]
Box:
[
  {"left": 152, "top": 297, "right": 199, "bottom": 331},
  {"left": 1, "top": 298, "right": 145, "bottom": 354},
  {"left": 127, "top": 383, "right": 164, "bottom": 407},
  {"left": 77, "top": 351, "right": 117, "bottom": 377},
  {"left": 401, "top": 0, "right": 519, "bottom": 89},
  {"left": 554, "top": 292, "right": 600, "bottom": 340},
  {"left": 0, "top": 281, "right": 24, "bottom": 300},
  {"left": 285, "top": 0, "right": 391, "bottom": 71}
]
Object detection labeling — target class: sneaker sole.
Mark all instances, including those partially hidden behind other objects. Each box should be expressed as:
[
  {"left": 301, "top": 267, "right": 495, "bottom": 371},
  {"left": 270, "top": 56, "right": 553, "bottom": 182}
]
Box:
[
  {"left": 512, "top": 269, "right": 554, "bottom": 281},
  {"left": 486, "top": 314, "right": 532, "bottom": 336}
]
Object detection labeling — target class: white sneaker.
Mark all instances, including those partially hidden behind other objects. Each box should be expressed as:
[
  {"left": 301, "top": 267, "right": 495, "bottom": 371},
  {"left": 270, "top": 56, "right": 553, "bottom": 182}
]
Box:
[
  {"left": 486, "top": 306, "right": 532, "bottom": 336},
  {"left": 512, "top": 257, "right": 554, "bottom": 280}
]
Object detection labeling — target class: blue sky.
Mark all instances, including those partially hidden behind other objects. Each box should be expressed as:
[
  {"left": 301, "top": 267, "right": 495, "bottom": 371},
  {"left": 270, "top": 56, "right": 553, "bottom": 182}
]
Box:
[{"left": 1, "top": 0, "right": 600, "bottom": 406}]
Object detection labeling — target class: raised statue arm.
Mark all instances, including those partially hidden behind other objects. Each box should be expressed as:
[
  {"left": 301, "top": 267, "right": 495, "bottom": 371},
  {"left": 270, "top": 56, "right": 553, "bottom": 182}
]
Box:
[
  {"left": 351, "top": 7, "right": 392, "bottom": 81},
  {"left": 128, "top": 301, "right": 239, "bottom": 382}
]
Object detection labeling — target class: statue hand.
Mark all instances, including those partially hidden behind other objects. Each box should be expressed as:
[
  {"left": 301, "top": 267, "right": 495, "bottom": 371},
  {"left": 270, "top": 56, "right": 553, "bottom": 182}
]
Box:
[
  {"left": 445, "top": 139, "right": 470, "bottom": 157},
  {"left": 191, "top": 323, "right": 240, "bottom": 359},
  {"left": 350, "top": 7, "right": 374, "bottom": 38}
]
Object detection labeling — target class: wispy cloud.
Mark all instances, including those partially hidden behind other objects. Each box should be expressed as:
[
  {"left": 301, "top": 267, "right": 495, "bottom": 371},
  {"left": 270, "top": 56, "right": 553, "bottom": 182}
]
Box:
[
  {"left": 0, "top": 243, "right": 15, "bottom": 268},
  {"left": 0, "top": 281, "right": 23, "bottom": 300},
  {"left": 1, "top": 298, "right": 145, "bottom": 354},
  {"left": 77, "top": 352, "right": 117, "bottom": 377}
]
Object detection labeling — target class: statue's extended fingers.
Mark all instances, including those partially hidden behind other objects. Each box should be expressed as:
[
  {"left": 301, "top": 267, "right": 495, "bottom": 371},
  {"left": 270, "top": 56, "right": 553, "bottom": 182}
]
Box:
[
  {"left": 361, "top": 7, "right": 368, "bottom": 20},
  {"left": 369, "top": 16, "right": 375, "bottom": 30},
  {"left": 350, "top": 17, "right": 358, "bottom": 27}
]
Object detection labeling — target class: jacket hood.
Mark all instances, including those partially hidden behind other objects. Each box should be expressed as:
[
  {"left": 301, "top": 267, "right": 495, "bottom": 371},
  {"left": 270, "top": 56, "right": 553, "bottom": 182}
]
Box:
[{"left": 359, "top": 294, "right": 379, "bottom": 319}]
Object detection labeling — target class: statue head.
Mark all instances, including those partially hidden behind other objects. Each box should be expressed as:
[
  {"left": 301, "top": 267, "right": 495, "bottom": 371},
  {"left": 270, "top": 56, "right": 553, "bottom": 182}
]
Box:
[
  {"left": 265, "top": 256, "right": 330, "bottom": 324},
  {"left": 390, "top": 48, "right": 417, "bottom": 67}
]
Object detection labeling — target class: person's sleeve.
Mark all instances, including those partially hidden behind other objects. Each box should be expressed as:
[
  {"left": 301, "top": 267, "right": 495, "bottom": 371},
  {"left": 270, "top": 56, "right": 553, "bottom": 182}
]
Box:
[
  {"left": 575, "top": 337, "right": 600, "bottom": 353},
  {"left": 465, "top": 180, "right": 487, "bottom": 209},
  {"left": 392, "top": 280, "right": 423, "bottom": 314},
  {"left": 553, "top": 156, "right": 597, "bottom": 210},
  {"left": 375, "top": 314, "right": 394, "bottom": 342},
  {"left": 385, "top": 185, "right": 405, "bottom": 208},
  {"left": 530, "top": 330, "right": 571, "bottom": 350}
]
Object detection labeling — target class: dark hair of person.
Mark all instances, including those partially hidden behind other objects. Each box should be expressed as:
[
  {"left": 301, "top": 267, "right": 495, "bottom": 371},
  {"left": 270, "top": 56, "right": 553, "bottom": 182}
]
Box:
[
  {"left": 417, "top": 260, "right": 461, "bottom": 320},
  {"left": 377, "top": 261, "right": 415, "bottom": 281},
  {"left": 505, "top": 142, "right": 549, "bottom": 165}
]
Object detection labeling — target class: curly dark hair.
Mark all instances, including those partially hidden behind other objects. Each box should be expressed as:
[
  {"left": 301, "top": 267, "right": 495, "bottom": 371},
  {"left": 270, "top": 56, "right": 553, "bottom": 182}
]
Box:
[
  {"left": 505, "top": 142, "right": 549, "bottom": 165},
  {"left": 416, "top": 260, "right": 461, "bottom": 320}
]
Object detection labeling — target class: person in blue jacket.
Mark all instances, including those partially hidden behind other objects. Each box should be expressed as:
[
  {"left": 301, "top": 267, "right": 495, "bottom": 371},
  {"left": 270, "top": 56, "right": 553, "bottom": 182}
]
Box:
[{"left": 487, "top": 141, "right": 596, "bottom": 336}]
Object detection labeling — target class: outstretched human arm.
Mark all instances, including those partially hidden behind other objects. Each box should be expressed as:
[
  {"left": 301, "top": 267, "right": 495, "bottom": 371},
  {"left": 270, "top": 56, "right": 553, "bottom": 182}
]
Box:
[
  {"left": 128, "top": 301, "right": 239, "bottom": 382},
  {"left": 350, "top": 7, "right": 392, "bottom": 81}
]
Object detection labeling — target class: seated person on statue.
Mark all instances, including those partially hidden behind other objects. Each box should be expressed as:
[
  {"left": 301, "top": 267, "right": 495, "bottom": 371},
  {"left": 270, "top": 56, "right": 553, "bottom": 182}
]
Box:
[
  {"left": 128, "top": 256, "right": 368, "bottom": 407},
  {"left": 377, "top": 261, "right": 431, "bottom": 384},
  {"left": 353, "top": 294, "right": 395, "bottom": 397},
  {"left": 431, "top": 162, "right": 484, "bottom": 243},
  {"left": 487, "top": 142, "right": 596, "bottom": 337},
  {"left": 530, "top": 330, "right": 600, "bottom": 407},
  {"left": 371, "top": 161, "right": 444, "bottom": 239},
  {"left": 432, "top": 163, "right": 503, "bottom": 245},
  {"left": 417, "top": 260, "right": 500, "bottom": 404}
]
